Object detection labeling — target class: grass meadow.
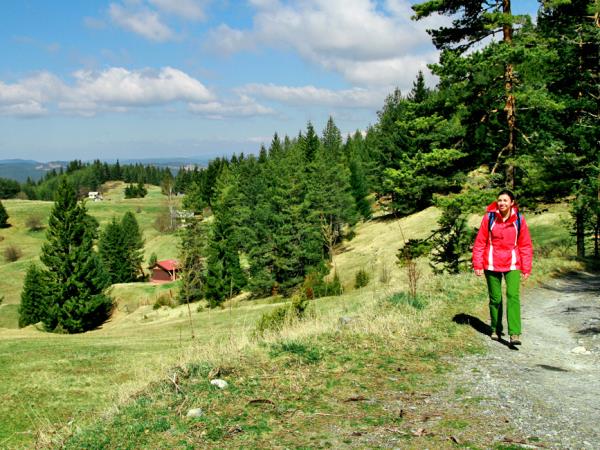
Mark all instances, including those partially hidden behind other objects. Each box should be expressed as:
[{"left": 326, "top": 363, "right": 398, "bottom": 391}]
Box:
[{"left": 0, "top": 193, "right": 581, "bottom": 448}]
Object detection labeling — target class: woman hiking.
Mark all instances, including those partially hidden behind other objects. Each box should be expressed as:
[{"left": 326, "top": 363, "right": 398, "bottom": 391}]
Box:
[{"left": 472, "top": 189, "right": 533, "bottom": 345}]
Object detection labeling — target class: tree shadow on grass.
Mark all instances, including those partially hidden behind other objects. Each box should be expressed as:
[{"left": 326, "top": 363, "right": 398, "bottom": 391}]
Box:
[{"left": 452, "top": 313, "right": 518, "bottom": 350}]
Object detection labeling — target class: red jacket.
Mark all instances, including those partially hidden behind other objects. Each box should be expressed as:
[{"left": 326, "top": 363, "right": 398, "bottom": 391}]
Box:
[{"left": 472, "top": 202, "right": 533, "bottom": 274}]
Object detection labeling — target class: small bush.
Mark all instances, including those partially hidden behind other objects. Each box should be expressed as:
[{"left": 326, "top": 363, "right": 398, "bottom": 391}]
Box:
[
  {"left": 354, "top": 268, "right": 370, "bottom": 289},
  {"left": 306, "top": 270, "right": 343, "bottom": 298},
  {"left": 25, "top": 214, "right": 44, "bottom": 231},
  {"left": 147, "top": 252, "right": 158, "bottom": 269},
  {"left": 153, "top": 293, "right": 175, "bottom": 309},
  {"left": 3, "top": 245, "right": 22, "bottom": 262},
  {"left": 387, "top": 292, "right": 427, "bottom": 310},
  {"left": 255, "top": 294, "right": 312, "bottom": 335}
]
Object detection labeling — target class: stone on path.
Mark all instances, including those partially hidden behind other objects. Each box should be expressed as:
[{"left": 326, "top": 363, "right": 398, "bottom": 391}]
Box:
[
  {"left": 210, "top": 379, "right": 228, "bottom": 389},
  {"left": 570, "top": 346, "right": 591, "bottom": 355},
  {"left": 186, "top": 408, "right": 204, "bottom": 418}
]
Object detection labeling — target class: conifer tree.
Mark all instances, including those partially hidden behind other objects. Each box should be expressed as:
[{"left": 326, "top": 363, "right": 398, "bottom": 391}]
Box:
[
  {"left": 178, "top": 219, "right": 206, "bottom": 304},
  {"left": 18, "top": 263, "right": 48, "bottom": 327},
  {"left": 99, "top": 218, "right": 130, "bottom": 283},
  {"left": 0, "top": 200, "right": 8, "bottom": 228},
  {"left": 349, "top": 158, "right": 372, "bottom": 220},
  {"left": 203, "top": 167, "right": 246, "bottom": 306},
  {"left": 40, "top": 178, "right": 112, "bottom": 333},
  {"left": 121, "top": 211, "right": 145, "bottom": 280}
]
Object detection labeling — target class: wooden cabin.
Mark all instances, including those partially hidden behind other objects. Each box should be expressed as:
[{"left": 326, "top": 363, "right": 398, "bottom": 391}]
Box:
[{"left": 150, "top": 259, "right": 179, "bottom": 283}]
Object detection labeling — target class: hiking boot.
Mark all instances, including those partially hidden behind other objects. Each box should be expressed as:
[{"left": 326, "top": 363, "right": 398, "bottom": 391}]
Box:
[
  {"left": 490, "top": 331, "right": 500, "bottom": 341},
  {"left": 510, "top": 335, "right": 522, "bottom": 345}
]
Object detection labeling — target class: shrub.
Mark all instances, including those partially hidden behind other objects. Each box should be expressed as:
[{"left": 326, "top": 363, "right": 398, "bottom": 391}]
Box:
[
  {"left": 153, "top": 293, "right": 176, "bottom": 309},
  {"left": 387, "top": 292, "right": 427, "bottom": 310},
  {"left": 354, "top": 268, "right": 370, "bottom": 289},
  {"left": 147, "top": 252, "right": 158, "bottom": 269},
  {"left": 3, "top": 245, "right": 22, "bottom": 262},
  {"left": 255, "top": 294, "right": 312, "bottom": 335},
  {"left": 304, "top": 268, "right": 343, "bottom": 298},
  {"left": 25, "top": 214, "right": 44, "bottom": 231}
]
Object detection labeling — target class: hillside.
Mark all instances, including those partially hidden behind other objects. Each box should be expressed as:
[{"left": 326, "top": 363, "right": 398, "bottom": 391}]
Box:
[
  {"left": 0, "top": 196, "right": 580, "bottom": 448},
  {"left": 0, "top": 182, "right": 180, "bottom": 327}
]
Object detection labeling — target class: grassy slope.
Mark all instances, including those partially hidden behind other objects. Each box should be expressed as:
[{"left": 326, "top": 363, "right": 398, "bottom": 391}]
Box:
[
  {"left": 0, "top": 183, "right": 179, "bottom": 309},
  {"left": 0, "top": 200, "right": 579, "bottom": 448}
]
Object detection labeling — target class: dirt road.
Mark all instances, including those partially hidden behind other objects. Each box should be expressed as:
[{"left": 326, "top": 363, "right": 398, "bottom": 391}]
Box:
[{"left": 456, "top": 272, "right": 600, "bottom": 449}]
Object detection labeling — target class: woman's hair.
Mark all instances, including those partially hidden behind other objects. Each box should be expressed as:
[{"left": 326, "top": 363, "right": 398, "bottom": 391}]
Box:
[{"left": 497, "top": 189, "right": 515, "bottom": 201}]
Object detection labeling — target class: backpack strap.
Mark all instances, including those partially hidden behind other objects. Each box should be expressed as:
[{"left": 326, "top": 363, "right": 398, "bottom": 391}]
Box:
[
  {"left": 488, "top": 211, "right": 523, "bottom": 238},
  {"left": 487, "top": 211, "right": 495, "bottom": 234}
]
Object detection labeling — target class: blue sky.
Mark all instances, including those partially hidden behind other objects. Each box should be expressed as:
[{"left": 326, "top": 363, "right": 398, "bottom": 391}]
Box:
[{"left": 0, "top": 0, "right": 540, "bottom": 161}]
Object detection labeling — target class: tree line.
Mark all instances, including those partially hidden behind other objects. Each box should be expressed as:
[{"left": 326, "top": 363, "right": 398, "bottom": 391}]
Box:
[{"left": 0, "top": 160, "right": 175, "bottom": 201}]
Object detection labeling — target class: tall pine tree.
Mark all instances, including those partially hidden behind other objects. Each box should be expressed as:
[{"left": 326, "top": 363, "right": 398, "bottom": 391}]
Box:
[
  {"left": 40, "top": 178, "right": 112, "bottom": 333},
  {"left": 121, "top": 211, "right": 145, "bottom": 280}
]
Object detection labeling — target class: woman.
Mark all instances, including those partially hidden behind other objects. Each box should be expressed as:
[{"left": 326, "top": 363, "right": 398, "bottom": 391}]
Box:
[{"left": 472, "top": 190, "right": 533, "bottom": 345}]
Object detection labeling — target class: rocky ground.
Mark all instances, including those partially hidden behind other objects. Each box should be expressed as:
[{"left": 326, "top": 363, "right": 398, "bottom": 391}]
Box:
[{"left": 454, "top": 271, "right": 600, "bottom": 449}]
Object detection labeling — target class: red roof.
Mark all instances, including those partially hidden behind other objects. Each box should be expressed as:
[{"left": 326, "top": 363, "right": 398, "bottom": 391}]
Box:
[{"left": 156, "top": 259, "right": 179, "bottom": 271}]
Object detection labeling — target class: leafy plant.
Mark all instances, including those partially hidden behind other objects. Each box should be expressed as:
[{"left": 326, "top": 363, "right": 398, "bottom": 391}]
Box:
[{"left": 354, "top": 268, "right": 370, "bottom": 289}]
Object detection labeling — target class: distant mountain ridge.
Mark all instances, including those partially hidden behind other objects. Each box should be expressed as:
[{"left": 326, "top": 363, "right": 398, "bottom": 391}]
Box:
[{"left": 0, "top": 157, "right": 212, "bottom": 182}]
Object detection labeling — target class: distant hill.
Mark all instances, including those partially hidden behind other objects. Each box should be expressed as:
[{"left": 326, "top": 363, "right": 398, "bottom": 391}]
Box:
[
  {"left": 0, "top": 157, "right": 213, "bottom": 182},
  {"left": 0, "top": 159, "right": 66, "bottom": 182}
]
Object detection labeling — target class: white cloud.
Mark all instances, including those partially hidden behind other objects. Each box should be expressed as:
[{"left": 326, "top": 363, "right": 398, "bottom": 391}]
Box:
[
  {"left": 239, "top": 83, "right": 385, "bottom": 108},
  {"left": 109, "top": 2, "right": 175, "bottom": 42},
  {"left": 189, "top": 94, "right": 274, "bottom": 119},
  {"left": 206, "top": 0, "right": 445, "bottom": 88},
  {"left": 0, "top": 67, "right": 216, "bottom": 117},
  {"left": 148, "top": 0, "right": 207, "bottom": 21}
]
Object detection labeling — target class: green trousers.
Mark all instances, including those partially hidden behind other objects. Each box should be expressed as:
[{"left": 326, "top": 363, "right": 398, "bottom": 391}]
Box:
[{"left": 485, "top": 270, "right": 521, "bottom": 336}]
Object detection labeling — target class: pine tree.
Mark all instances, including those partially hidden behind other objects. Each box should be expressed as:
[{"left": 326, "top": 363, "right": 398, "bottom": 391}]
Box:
[
  {"left": 121, "top": 211, "right": 145, "bottom": 280},
  {"left": 0, "top": 200, "right": 8, "bottom": 228},
  {"left": 178, "top": 220, "right": 206, "bottom": 304},
  {"left": 99, "top": 218, "right": 130, "bottom": 283},
  {"left": 349, "top": 158, "right": 372, "bottom": 220},
  {"left": 203, "top": 167, "right": 246, "bottom": 306},
  {"left": 18, "top": 263, "right": 49, "bottom": 327},
  {"left": 40, "top": 178, "right": 112, "bottom": 333}
]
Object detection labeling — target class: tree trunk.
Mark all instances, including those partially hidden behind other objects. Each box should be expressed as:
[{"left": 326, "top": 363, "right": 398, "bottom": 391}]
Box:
[
  {"left": 503, "top": 0, "right": 516, "bottom": 189},
  {"left": 576, "top": 209, "right": 586, "bottom": 258}
]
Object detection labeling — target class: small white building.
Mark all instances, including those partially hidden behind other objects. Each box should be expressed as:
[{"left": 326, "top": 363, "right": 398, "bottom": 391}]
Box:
[{"left": 88, "top": 191, "right": 103, "bottom": 201}]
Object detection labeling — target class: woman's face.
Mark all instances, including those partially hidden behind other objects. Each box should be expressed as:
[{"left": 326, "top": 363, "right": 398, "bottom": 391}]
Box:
[{"left": 497, "top": 194, "right": 514, "bottom": 214}]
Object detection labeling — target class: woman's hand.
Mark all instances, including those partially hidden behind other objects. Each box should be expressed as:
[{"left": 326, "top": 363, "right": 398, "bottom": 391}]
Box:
[
  {"left": 475, "top": 269, "right": 484, "bottom": 276},
  {"left": 522, "top": 272, "right": 530, "bottom": 280}
]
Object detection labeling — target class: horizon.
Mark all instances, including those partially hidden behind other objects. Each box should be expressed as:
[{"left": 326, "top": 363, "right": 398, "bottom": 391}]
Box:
[{"left": 1, "top": 1, "right": 540, "bottom": 161}]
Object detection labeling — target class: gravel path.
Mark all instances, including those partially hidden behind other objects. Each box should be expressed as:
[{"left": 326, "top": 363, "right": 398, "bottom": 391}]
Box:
[{"left": 455, "top": 272, "right": 600, "bottom": 449}]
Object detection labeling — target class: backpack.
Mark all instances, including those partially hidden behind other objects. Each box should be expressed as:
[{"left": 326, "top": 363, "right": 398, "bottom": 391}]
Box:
[{"left": 488, "top": 211, "right": 523, "bottom": 238}]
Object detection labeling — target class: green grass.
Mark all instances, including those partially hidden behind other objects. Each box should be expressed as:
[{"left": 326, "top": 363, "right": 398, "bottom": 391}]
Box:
[{"left": 0, "top": 199, "right": 584, "bottom": 448}]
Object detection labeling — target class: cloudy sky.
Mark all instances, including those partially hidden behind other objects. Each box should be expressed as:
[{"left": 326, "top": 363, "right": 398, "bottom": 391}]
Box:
[{"left": 0, "top": 0, "right": 540, "bottom": 161}]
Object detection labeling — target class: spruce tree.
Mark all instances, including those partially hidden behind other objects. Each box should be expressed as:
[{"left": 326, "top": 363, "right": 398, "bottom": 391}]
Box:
[
  {"left": 203, "top": 167, "right": 246, "bottom": 306},
  {"left": 40, "top": 178, "right": 112, "bottom": 333},
  {"left": 99, "top": 218, "right": 129, "bottom": 283},
  {"left": 178, "top": 220, "right": 206, "bottom": 304},
  {"left": 0, "top": 200, "right": 8, "bottom": 228},
  {"left": 349, "top": 158, "right": 372, "bottom": 220},
  {"left": 121, "top": 211, "right": 145, "bottom": 280},
  {"left": 18, "top": 263, "right": 48, "bottom": 327}
]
